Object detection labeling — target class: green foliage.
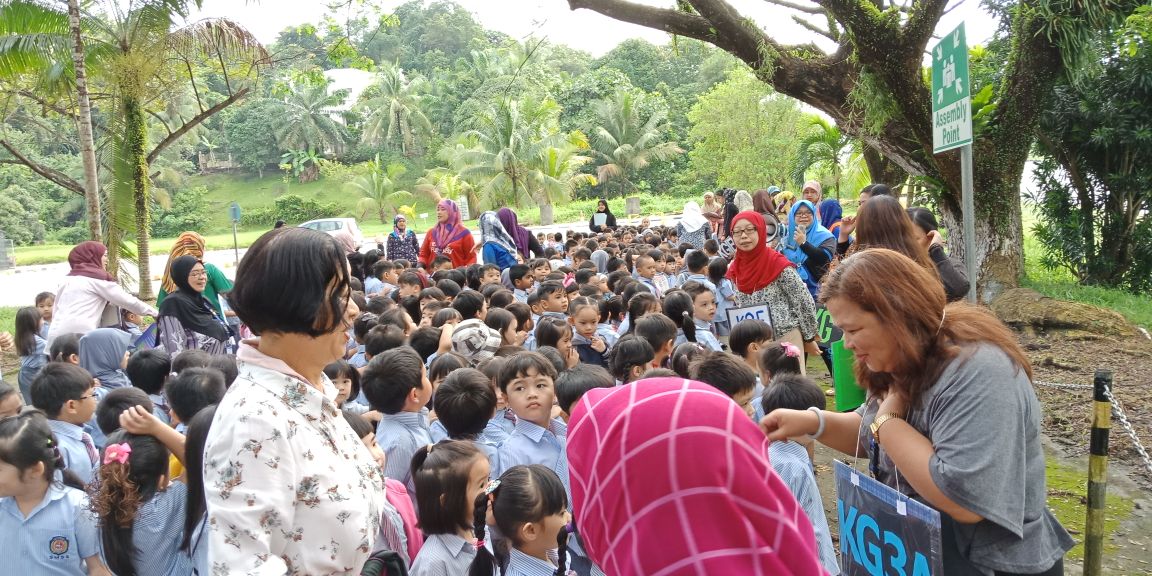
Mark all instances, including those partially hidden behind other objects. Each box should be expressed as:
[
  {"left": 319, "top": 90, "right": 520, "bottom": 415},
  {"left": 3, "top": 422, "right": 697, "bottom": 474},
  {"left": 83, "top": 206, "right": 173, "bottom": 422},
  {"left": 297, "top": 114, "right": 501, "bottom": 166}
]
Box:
[
  {"left": 358, "top": 65, "right": 432, "bottom": 156},
  {"left": 0, "top": 185, "right": 45, "bottom": 245},
  {"left": 1030, "top": 9, "right": 1152, "bottom": 294},
  {"left": 151, "top": 187, "right": 211, "bottom": 238},
  {"left": 241, "top": 194, "right": 342, "bottom": 227},
  {"left": 270, "top": 80, "right": 351, "bottom": 154},
  {"left": 348, "top": 157, "right": 412, "bottom": 223},
  {"left": 686, "top": 70, "right": 802, "bottom": 191},
  {"left": 221, "top": 98, "right": 283, "bottom": 175},
  {"left": 590, "top": 90, "right": 683, "bottom": 197}
]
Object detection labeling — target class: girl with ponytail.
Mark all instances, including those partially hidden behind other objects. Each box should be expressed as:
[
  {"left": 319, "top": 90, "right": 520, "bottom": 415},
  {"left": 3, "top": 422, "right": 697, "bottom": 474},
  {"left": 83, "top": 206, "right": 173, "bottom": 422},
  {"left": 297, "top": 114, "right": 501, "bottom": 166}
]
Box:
[
  {"left": 408, "top": 440, "right": 491, "bottom": 576},
  {"left": 0, "top": 411, "right": 111, "bottom": 575},
  {"left": 90, "top": 426, "right": 191, "bottom": 576},
  {"left": 468, "top": 464, "right": 573, "bottom": 576}
]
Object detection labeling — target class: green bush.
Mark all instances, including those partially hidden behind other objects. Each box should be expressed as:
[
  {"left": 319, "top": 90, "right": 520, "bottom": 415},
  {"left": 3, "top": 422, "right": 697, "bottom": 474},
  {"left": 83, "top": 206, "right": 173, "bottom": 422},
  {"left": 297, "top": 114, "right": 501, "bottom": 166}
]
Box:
[
  {"left": 52, "top": 226, "right": 90, "bottom": 245},
  {"left": 241, "top": 194, "right": 343, "bottom": 226},
  {"left": 151, "top": 187, "right": 212, "bottom": 238}
]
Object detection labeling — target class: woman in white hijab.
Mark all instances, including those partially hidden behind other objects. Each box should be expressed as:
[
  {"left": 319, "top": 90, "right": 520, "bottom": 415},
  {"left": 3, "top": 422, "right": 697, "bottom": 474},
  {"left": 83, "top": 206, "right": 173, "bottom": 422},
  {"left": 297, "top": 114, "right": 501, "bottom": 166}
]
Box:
[{"left": 676, "top": 201, "right": 712, "bottom": 249}]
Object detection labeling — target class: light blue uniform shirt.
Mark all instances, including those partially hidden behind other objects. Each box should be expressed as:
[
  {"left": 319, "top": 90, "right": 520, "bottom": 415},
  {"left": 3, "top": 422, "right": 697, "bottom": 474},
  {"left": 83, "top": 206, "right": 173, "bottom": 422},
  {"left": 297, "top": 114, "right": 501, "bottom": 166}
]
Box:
[
  {"left": 769, "top": 440, "right": 841, "bottom": 575},
  {"left": 0, "top": 484, "right": 99, "bottom": 576},
  {"left": 673, "top": 320, "right": 724, "bottom": 352},
  {"left": 513, "top": 288, "right": 530, "bottom": 303},
  {"left": 409, "top": 533, "right": 476, "bottom": 576},
  {"left": 364, "top": 276, "right": 384, "bottom": 296},
  {"left": 505, "top": 547, "right": 561, "bottom": 576},
  {"left": 47, "top": 420, "right": 95, "bottom": 486},
  {"left": 495, "top": 418, "right": 569, "bottom": 505},
  {"left": 684, "top": 273, "right": 718, "bottom": 300},
  {"left": 376, "top": 409, "right": 433, "bottom": 494},
  {"left": 427, "top": 422, "right": 502, "bottom": 474}
]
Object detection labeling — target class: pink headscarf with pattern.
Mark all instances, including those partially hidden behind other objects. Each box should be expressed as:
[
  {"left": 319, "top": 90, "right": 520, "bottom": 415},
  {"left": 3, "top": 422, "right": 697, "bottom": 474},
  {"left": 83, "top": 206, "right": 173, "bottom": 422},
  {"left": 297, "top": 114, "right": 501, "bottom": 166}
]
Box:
[{"left": 568, "top": 378, "right": 823, "bottom": 576}]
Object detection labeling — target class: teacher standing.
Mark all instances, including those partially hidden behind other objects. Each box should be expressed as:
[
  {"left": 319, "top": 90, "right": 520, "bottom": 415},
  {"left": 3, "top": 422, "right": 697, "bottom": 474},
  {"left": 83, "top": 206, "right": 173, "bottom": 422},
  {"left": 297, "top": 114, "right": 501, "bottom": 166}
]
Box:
[
  {"left": 726, "top": 211, "right": 818, "bottom": 372},
  {"left": 588, "top": 199, "right": 616, "bottom": 233},
  {"left": 419, "top": 199, "right": 476, "bottom": 269}
]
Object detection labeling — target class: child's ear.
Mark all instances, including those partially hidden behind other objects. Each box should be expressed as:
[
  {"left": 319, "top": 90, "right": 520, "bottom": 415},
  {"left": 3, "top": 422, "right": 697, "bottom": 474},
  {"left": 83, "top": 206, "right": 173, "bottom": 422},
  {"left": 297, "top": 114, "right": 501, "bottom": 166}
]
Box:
[
  {"left": 748, "top": 342, "right": 762, "bottom": 356},
  {"left": 518, "top": 520, "right": 542, "bottom": 544},
  {"left": 630, "top": 365, "right": 645, "bottom": 381}
]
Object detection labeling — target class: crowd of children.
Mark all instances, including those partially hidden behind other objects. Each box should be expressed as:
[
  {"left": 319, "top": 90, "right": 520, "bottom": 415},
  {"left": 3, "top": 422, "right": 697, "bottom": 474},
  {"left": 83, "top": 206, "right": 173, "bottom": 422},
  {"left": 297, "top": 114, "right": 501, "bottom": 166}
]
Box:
[{"left": 1, "top": 213, "right": 856, "bottom": 576}]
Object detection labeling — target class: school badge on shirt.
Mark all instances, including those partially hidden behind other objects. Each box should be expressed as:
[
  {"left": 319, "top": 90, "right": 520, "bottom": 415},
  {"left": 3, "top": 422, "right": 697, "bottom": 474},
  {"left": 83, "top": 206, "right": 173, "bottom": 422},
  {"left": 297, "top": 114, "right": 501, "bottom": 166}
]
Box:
[{"left": 48, "top": 535, "right": 71, "bottom": 557}]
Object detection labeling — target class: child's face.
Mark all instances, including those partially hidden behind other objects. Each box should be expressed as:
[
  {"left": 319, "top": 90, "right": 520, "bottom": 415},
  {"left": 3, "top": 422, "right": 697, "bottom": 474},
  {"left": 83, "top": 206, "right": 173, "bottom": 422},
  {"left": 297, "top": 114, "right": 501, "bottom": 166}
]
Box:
[
  {"left": 637, "top": 259, "right": 656, "bottom": 279},
  {"left": 541, "top": 290, "right": 567, "bottom": 313},
  {"left": 124, "top": 312, "right": 141, "bottom": 326},
  {"left": 481, "top": 269, "right": 501, "bottom": 286},
  {"left": 0, "top": 392, "right": 23, "bottom": 419},
  {"left": 733, "top": 387, "right": 756, "bottom": 419},
  {"left": 693, "top": 291, "right": 717, "bottom": 323},
  {"left": 420, "top": 307, "right": 436, "bottom": 327},
  {"left": 514, "top": 273, "right": 535, "bottom": 290},
  {"left": 37, "top": 298, "right": 54, "bottom": 322},
  {"left": 571, "top": 307, "right": 599, "bottom": 339},
  {"left": 556, "top": 331, "right": 576, "bottom": 367},
  {"left": 399, "top": 283, "right": 421, "bottom": 298},
  {"left": 361, "top": 432, "right": 387, "bottom": 470},
  {"left": 382, "top": 269, "right": 399, "bottom": 285},
  {"left": 519, "top": 507, "right": 573, "bottom": 557},
  {"left": 533, "top": 264, "right": 550, "bottom": 278},
  {"left": 464, "top": 455, "right": 492, "bottom": 524},
  {"left": 504, "top": 367, "right": 556, "bottom": 427},
  {"left": 413, "top": 365, "right": 434, "bottom": 409},
  {"left": 333, "top": 376, "right": 353, "bottom": 405},
  {"left": 504, "top": 324, "right": 526, "bottom": 347},
  {"left": 655, "top": 259, "right": 667, "bottom": 274},
  {"left": 65, "top": 383, "right": 98, "bottom": 425}
]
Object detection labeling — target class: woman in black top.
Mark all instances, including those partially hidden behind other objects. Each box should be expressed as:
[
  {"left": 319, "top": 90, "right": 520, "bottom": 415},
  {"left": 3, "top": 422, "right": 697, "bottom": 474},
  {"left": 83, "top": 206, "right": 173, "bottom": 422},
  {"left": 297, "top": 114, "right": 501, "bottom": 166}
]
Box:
[{"left": 589, "top": 199, "right": 617, "bottom": 233}]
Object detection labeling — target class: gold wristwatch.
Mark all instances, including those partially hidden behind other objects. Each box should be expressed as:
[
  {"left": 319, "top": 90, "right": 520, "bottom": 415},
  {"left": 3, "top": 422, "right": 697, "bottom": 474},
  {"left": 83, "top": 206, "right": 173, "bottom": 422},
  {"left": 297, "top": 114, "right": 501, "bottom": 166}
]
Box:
[{"left": 870, "top": 413, "right": 904, "bottom": 442}]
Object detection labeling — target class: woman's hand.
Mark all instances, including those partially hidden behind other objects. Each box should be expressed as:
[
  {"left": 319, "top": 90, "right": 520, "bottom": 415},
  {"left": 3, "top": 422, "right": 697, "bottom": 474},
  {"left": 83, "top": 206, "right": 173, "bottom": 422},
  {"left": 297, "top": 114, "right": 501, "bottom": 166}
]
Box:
[
  {"left": 877, "top": 390, "right": 907, "bottom": 416},
  {"left": 839, "top": 216, "right": 857, "bottom": 241},
  {"left": 760, "top": 408, "right": 820, "bottom": 442},
  {"left": 0, "top": 331, "right": 12, "bottom": 352},
  {"left": 804, "top": 339, "right": 821, "bottom": 358},
  {"left": 926, "top": 230, "right": 944, "bottom": 248},
  {"left": 793, "top": 227, "right": 807, "bottom": 246}
]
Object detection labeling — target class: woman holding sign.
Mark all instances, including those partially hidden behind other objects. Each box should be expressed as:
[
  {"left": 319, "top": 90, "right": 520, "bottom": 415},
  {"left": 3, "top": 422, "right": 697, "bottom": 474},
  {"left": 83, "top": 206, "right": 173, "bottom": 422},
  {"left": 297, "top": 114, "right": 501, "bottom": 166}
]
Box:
[
  {"left": 727, "top": 211, "right": 819, "bottom": 373},
  {"left": 762, "top": 249, "right": 1073, "bottom": 576}
]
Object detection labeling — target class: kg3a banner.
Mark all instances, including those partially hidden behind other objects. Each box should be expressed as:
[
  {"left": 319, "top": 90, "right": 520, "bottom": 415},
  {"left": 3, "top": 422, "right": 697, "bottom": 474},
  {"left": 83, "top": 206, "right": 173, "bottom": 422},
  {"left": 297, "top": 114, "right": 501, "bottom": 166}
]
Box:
[{"left": 835, "top": 461, "right": 943, "bottom": 576}]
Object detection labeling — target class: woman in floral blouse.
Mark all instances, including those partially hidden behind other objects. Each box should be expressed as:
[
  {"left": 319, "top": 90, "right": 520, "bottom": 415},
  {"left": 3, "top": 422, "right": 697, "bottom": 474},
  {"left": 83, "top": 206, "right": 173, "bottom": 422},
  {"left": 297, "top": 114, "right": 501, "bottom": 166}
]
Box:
[{"left": 204, "top": 227, "right": 385, "bottom": 574}]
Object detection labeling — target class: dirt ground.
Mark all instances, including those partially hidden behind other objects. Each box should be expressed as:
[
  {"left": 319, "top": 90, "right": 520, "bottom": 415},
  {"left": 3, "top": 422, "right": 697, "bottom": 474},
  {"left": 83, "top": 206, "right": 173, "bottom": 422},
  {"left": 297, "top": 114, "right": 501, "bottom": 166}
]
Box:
[{"left": 809, "top": 331, "right": 1152, "bottom": 575}]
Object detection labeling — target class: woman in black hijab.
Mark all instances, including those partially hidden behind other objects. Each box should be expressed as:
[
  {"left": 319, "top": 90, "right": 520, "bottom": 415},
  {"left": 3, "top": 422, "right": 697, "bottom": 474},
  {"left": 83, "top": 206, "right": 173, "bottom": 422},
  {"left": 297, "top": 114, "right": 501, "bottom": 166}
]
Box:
[
  {"left": 157, "top": 255, "right": 232, "bottom": 355},
  {"left": 589, "top": 198, "right": 617, "bottom": 233}
]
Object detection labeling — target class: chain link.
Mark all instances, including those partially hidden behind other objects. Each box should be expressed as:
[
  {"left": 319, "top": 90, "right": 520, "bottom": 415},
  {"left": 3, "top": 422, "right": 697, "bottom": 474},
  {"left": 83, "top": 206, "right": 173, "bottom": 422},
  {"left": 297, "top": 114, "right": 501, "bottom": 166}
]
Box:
[{"left": 1103, "top": 388, "right": 1152, "bottom": 479}]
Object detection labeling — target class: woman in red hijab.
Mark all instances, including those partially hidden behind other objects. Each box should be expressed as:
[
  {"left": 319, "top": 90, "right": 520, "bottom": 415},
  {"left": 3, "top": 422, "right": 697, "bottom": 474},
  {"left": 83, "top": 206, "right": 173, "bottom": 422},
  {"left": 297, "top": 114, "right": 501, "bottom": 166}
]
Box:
[
  {"left": 727, "top": 211, "right": 819, "bottom": 371},
  {"left": 568, "top": 378, "right": 824, "bottom": 575},
  {"left": 419, "top": 199, "right": 476, "bottom": 269},
  {"left": 45, "top": 241, "right": 157, "bottom": 346}
]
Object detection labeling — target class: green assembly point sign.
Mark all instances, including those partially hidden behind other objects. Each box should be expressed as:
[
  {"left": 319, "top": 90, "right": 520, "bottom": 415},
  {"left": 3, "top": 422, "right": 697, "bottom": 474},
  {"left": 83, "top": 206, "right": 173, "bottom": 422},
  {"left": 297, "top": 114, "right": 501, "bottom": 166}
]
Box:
[{"left": 932, "top": 23, "right": 972, "bottom": 153}]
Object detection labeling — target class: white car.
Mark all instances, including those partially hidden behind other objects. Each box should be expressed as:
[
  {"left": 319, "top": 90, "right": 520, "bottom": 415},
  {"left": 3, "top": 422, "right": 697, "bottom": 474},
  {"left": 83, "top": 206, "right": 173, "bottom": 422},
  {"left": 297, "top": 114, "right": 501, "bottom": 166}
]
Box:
[{"left": 298, "top": 218, "right": 364, "bottom": 250}]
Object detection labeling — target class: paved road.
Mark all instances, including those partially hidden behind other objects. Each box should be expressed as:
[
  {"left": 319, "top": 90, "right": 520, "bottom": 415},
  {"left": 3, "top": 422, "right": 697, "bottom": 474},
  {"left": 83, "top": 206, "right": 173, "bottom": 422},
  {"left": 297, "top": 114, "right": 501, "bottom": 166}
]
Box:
[{"left": 0, "top": 217, "right": 679, "bottom": 307}]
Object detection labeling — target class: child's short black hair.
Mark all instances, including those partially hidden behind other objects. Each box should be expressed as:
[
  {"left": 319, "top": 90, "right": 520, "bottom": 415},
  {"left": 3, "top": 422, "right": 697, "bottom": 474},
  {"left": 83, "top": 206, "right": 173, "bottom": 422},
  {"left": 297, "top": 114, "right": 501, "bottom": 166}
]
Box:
[
  {"left": 432, "top": 308, "right": 463, "bottom": 328},
  {"left": 685, "top": 249, "right": 709, "bottom": 273},
  {"left": 30, "top": 363, "right": 92, "bottom": 418},
  {"left": 365, "top": 295, "right": 395, "bottom": 315},
  {"left": 372, "top": 260, "right": 392, "bottom": 280},
  {"left": 49, "top": 333, "right": 81, "bottom": 362},
  {"left": 433, "top": 368, "right": 496, "bottom": 439},
  {"left": 208, "top": 355, "right": 239, "bottom": 388},
  {"left": 479, "top": 284, "right": 504, "bottom": 301},
  {"left": 635, "top": 314, "right": 676, "bottom": 354},
  {"left": 96, "top": 387, "right": 155, "bottom": 435},
  {"left": 488, "top": 290, "right": 514, "bottom": 310},
  {"left": 535, "top": 281, "right": 565, "bottom": 300},
  {"left": 451, "top": 291, "right": 486, "bottom": 321},
  {"left": 362, "top": 347, "right": 425, "bottom": 414},
  {"left": 608, "top": 334, "right": 655, "bottom": 383},
  {"left": 429, "top": 353, "right": 470, "bottom": 386},
  {"left": 430, "top": 255, "right": 452, "bottom": 270},
  {"left": 436, "top": 279, "right": 462, "bottom": 299},
  {"left": 171, "top": 349, "right": 212, "bottom": 374},
  {"left": 574, "top": 269, "right": 596, "bottom": 285},
  {"left": 505, "top": 302, "right": 532, "bottom": 332},
  {"left": 419, "top": 287, "right": 447, "bottom": 302},
  {"left": 729, "top": 319, "right": 775, "bottom": 358},
  {"left": 398, "top": 270, "right": 424, "bottom": 287},
  {"left": 703, "top": 239, "right": 719, "bottom": 254},
  {"left": 166, "top": 367, "right": 226, "bottom": 424},
  {"left": 689, "top": 352, "right": 757, "bottom": 398},
  {"left": 497, "top": 351, "right": 558, "bottom": 393},
  {"left": 353, "top": 313, "right": 381, "bottom": 341},
  {"left": 555, "top": 364, "right": 613, "bottom": 414},
  {"left": 509, "top": 264, "right": 530, "bottom": 285},
  {"left": 408, "top": 326, "right": 442, "bottom": 363},
  {"left": 125, "top": 348, "right": 170, "bottom": 395},
  {"left": 364, "top": 324, "right": 407, "bottom": 357},
  {"left": 761, "top": 374, "right": 826, "bottom": 415}
]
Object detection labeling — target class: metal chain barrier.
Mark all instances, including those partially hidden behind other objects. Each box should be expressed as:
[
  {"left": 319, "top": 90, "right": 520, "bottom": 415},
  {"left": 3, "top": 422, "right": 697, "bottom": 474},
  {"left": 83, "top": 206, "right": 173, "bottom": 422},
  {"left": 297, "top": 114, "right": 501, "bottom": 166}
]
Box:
[{"left": 1034, "top": 379, "right": 1152, "bottom": 479}]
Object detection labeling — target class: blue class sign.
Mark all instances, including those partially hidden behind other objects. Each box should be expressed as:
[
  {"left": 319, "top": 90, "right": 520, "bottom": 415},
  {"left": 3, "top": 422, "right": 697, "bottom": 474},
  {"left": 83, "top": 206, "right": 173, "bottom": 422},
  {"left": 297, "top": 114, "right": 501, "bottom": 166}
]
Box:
[{"left": 835, "top": 461, "right": 943, "bottom": 576}]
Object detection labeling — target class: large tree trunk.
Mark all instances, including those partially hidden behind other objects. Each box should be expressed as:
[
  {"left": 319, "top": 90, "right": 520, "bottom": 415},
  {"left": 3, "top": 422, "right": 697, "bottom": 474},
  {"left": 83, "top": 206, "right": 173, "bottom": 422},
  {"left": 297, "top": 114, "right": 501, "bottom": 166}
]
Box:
[
  {"left": 68, "top": 0, "right": 101, "bottom": 242},
  {"left": 861, "top": 147, "right": 907, "bottom": 195},
  {"left": 124, "top": 95, "right": 153, "bottom": 300}
]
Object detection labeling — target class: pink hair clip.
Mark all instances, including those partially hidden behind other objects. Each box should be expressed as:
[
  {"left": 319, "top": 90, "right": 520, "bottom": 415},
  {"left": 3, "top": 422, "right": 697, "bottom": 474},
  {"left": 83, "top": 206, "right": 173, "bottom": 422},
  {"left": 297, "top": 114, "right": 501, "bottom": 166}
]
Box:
[
  {"left": 781, "top": 342, "right": 801, "bottom": 358},
  {"left": 103, "top": 443, "right": 132, "bottom": 465}
]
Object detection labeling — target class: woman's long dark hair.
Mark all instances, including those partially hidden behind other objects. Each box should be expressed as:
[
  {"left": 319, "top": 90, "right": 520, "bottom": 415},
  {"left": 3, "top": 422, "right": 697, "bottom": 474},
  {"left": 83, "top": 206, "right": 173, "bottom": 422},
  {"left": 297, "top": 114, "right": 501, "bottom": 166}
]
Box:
[
  {"left": 182, "top": 405, "right": 217, "bottom": 553},
  {"left": 14, "top": 306, "right": 41, "bottom": 356}
]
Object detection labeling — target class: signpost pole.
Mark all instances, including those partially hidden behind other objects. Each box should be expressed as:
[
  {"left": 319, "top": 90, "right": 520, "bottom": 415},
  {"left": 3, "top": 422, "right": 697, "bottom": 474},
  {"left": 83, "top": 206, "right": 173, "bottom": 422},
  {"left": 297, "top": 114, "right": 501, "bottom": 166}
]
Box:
[
  {"left": 961, "top": 145, "right": 976, "bottom": 302},
  {"left": 229, "top": 201, "right": 241, "bottom": 265}
]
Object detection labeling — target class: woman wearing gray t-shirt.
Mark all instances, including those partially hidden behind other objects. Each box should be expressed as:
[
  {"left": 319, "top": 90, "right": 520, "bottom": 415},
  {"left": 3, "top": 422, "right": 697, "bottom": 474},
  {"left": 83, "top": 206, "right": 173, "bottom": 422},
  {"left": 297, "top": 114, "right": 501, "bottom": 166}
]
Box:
[{"left": 763, "top": 248, "right": 1073, "bottom": 576}]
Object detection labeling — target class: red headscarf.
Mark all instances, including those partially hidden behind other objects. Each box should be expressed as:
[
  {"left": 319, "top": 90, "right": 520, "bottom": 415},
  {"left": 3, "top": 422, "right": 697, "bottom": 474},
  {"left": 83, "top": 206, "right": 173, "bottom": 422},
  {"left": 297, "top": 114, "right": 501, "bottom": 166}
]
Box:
[
  {"left": 568, "top": 378, "right": 822, "bottom": 576},
  {"left": 727, "top": 211, "right": 793, "bottom": 293},
  {"left": 67, "top": 241, "right": 114, "bottom": 282}
]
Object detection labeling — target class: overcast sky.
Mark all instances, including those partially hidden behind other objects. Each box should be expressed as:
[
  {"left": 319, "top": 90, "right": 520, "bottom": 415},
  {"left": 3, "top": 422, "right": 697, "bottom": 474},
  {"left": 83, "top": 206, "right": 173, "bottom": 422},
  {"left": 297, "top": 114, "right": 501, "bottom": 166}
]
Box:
[{"left": 189, "top": 0, "right": 1000, "bottom": 59}]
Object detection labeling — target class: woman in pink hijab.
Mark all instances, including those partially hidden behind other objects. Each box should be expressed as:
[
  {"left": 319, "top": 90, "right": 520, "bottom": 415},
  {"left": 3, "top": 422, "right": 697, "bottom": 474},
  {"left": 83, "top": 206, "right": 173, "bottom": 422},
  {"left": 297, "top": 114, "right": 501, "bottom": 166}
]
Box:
[
  {"left": 419, "top": 199, "right": 475, "bottom": 269},
  {"left": 567, "top": 378, "right": 823, "bottom": 576}
]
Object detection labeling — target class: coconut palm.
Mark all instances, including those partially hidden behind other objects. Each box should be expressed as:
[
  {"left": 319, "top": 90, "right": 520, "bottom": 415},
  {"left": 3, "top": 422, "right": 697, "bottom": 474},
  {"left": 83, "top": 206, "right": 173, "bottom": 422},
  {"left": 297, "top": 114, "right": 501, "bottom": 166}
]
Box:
[
  {"left": 359, "top": 65, "right": 432, "bottom": 156},
  {"left": 526, "top": 133, "right": 597, "bottom": 225},
  {"left": 590, "top": 90, "right": 683, "bottom": 197},
  {"left": 349, "top": 156, "right": 413, "bottom": 223},
  {"left": 271, "top": 80, "right": 350, "bottom": 155},
  {"left": 791, "top": 115, "right": 857, "bottom": 199},
  {"left": 0, "top": 0, "right": 266, "bottom": 298},
  {"left": 415, "top": 167, "right": 472, "bottom": 205}
]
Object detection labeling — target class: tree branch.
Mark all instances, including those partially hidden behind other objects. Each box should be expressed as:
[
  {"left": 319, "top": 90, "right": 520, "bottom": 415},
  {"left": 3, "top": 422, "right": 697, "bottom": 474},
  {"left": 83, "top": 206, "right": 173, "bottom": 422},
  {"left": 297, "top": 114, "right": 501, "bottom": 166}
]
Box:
[
  {"left": 763, "top": 0, "right": 823, "bottom": 14},
  {"left": 0, "top": 140, "right": 86, "bottom": 196},
  {"left": 792, "top": 15, "right": 837, "bottom": 41},
  {"left": 901, "top": 0, "right": 950, "bottom": 54},
  {"left": 146, "top": 108, "right": 176, "bottom": 138},
  {"left": 17, "top": 91, "right": 78, "bottom": 122},
  {"left": 147, "top": 87, "right": 250, "bottom": 165}
]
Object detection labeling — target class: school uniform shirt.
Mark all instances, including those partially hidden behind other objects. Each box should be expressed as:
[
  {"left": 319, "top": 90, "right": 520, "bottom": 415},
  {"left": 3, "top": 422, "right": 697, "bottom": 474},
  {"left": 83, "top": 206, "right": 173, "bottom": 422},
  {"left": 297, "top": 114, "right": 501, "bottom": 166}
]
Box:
[
  {"left": 684, "top": 273, "right": 718, "bottom": 300},
  {"left": 148, "top": 393, "right": 171, "bottom": 426},
  {"left": 349, "top": 344, "right": 368, "bottom": 369},
  {"left": 505, "top": 547, "right": 564, "bottom": 576},
  {"left": 673, "top": 320, "right": 723, "bottom": 352},
  {"left": 714, "top": 277, "right": 736, "bottom": 329},
  {"left": 203, "top": 341, "right": 384, "bottom": 575},
  {"left": 572, "top": 333, "right": 609, "bottom": 369},
  {"left": 107, "top": 481, "right": 194, "bottom": 576},
  {"left": 364, "top": 276, "right": 385, "bottom": 296},
  {"left": 409, "top": 533, "right": 477, "bottom": 576},
  {"left": 768, "top": 441, "right": 840, "bottom": 575},
  {"left": 47, "top": 420, "right": 96, "bottom": 486},
  {"left": 490, "top": 408, "right": 517, "bottom": 443},
  {"left": 1, "top": 484, "right": 99, "bottom": 576},
  {"left": 637, "top": 276, "right": 661, "bottom": 298},
  {"left": 427, "top": 423, "right": 502, "bottom": 475},
  {"left": 376, "top": 409, "right": 433, "bottom": 495},
  {"left": 495, "top": 418, "right": 570, "bottom": 504},
  {"left": 18, "top": 335, "right": 48, "bottom": 403},
  {"left": 513, "top": 288, "right": 530, "bottom": 303}
]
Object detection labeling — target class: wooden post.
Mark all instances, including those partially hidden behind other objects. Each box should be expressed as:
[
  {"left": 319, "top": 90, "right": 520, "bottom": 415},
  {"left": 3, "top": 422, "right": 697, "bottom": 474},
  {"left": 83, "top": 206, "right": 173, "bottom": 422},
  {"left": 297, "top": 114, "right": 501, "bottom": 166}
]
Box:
[{"left": 1084, "top": 370, "right": 1113, "bottom": 575}]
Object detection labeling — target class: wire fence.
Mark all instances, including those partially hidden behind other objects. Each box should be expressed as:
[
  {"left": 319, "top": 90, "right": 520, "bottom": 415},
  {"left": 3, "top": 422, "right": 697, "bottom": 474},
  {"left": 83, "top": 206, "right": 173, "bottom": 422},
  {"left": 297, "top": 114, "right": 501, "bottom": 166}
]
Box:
[{"left": 1035, "top": 379, "right": 1152, "bottom": 480}]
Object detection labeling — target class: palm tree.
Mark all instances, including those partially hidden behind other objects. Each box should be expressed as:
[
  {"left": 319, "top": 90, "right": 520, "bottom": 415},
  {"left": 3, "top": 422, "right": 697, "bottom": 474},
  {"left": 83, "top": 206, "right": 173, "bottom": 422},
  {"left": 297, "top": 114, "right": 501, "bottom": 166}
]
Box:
[
  {"left": 271, "top": 80, "right": 350, "bottom": 155},
  {"left": 349, "top": 156, "right": 412, "bottom": 223},
  {"left": 590, "top": 90, "right": 683, "bottom": 197},
  {"left": 791, "top": 115, "right": 856, "bottom": 199},
  {"left": 415, "top": 167, "right": 472, "bottom": 205},
  {"left": 452, "top": 97, "right": 568, "bottom": 212},
  {"left": 0, "top": 0, "right": 266, "bottom": 299},
  {"left": 526, "top": 132, "right": 597, "bottom": 225},
  {"left": 359, "top": 65, "right": 432, "bottom": 157}
]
